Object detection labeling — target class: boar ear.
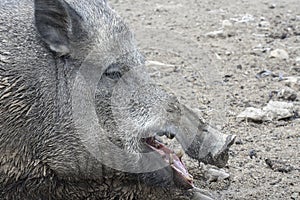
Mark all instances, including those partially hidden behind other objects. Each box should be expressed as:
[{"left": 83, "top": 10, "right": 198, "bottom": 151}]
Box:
[{"left": 34, "top": 0, "right": 74, "bottom": 56}]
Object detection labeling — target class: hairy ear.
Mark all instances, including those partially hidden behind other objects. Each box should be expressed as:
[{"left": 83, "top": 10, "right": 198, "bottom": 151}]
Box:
[{"left": 34, "top": 0, "right": 75, "bottom": 56}]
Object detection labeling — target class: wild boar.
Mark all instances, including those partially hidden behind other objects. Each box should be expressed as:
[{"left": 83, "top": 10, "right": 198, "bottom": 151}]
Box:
[{"left": 0, "top": 0, "right": 235, "bottom": 199}]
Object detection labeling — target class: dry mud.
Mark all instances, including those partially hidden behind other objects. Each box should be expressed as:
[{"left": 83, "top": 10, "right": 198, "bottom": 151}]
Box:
[{"left": 111, "top": 0, "right": 300, "bottom": 199}]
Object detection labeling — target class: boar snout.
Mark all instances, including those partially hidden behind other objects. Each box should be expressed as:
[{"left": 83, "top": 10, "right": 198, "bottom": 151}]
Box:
[{"left": 173, "top": 105, "right": 236, "bottom": 168}]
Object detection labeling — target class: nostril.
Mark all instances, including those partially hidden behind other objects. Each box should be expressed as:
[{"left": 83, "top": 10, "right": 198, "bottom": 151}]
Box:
[
  {"left": 156, "top": 131, "right": 176, "bottom": 139},
  {"left": 166, "top": 132, "right": 176, "bottom": 139},
  {"left": 157, "top": 132, "right": 165, "bottom": 137}
]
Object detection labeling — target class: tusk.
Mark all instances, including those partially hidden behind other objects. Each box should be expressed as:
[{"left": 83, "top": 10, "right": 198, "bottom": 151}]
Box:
[
  {"left": 169, "top": 154, "right": 174, "bottom": 165},
  {"left": 176, "top": 149, "right": 184, "bottom": 159}
]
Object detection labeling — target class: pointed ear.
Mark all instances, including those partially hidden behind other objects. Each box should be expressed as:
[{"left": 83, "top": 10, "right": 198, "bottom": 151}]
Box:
[{"left": 34, "top": 0, "right": 74, "bottom": 56}]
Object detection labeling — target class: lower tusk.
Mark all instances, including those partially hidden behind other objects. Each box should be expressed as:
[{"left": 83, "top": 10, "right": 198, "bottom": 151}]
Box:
[
  {"left": 176, "top": 149, "right": 184, "bottom": 159},
  {"left": 169, "top": 154, "right": 174, "bottom": 164}
]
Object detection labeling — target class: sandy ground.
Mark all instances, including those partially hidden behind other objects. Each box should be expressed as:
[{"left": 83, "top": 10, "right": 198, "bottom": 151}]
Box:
[{"left": 110, "top": 0, "right": 300, "bottom": 199}]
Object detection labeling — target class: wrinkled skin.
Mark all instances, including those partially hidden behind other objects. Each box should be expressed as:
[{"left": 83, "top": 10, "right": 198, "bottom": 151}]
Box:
[{"left": 0, "top": 0, "right": 235, "bottom": 199}]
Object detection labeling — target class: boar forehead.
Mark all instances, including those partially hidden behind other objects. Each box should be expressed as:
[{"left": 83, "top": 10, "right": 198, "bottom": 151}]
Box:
[{"left": 67, "top": 0, "right": 135, "bottom": 56}]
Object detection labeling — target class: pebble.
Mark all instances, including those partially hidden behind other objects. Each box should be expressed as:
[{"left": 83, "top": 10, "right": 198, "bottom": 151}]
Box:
[
  {"left": 277, "top": 87, "right": 297, "bottom": 101},
  {"left": 269, "top": 178, "right": 282, "bottom": 185},
  {"left": 269, "top": 49, "right": 289, "bottom": 60},
  {"left": 237, "top": 107, "right": 266, "bottom": 122},
  {"left": 255, "top": 69, "right": 274, "bottom": 79},
  {"left": 235, "top": 138, "right": 243, "bottom": 145},
  {"left": 225, "top": 51, "right": 233, "bottom": 56},
  {"left": 205, "top": 168, "right": 230, "bottom": 182},
  {"left": 269, "top": 4, "right": 276, "bottom": 9},
  {"left": 252, "top": 44, "right": 271, "bottom": 56},
  {"left": 205, "top": 30, "right": 226, "bottom": 38},
  {"left": 263, "top": 101, "right": 294, "bottom": 120},
  {"left": 258, "top": 21, "right": 271, "bottom": 29},
  {"left": 249, "top": 149, "right": 257, "bottom": 159},
  {"left": 283, "top": 76, "right": 300, "bottom": 91},
  {"left": 265, "top": 158, "right": 295, "bottom": 173},
  {"left": 236, "top": 64, "right": 242, "bottom": 70},
  {"left": 222, "top": 20, "right": 233, "bottom": 28},
  {"left": 291, "top": 192, "right": 299, "bottom": 200},
  {"left": 237, "top": 101, "right": 295, "bottom": 122}
]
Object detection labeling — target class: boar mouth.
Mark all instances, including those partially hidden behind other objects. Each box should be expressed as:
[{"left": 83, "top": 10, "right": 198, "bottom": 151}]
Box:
[{"left": 143, "top": 137, "right": 194, "bottom": 189}]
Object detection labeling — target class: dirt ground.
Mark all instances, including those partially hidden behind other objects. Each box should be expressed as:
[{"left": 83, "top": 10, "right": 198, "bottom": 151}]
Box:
[{"left": 110, "top": 0, "right": 300, "bottom": 199}]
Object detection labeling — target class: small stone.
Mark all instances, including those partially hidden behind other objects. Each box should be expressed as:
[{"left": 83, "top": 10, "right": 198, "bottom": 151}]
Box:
[
  {"left": 236, "top": 64, "right": 242, "bottom": 70},
  {"left": 292, "top": 67, "right": 300, "bottom": 73},
  {"left": 215, "top": 53, "right": 222, "bottom": 60},
  {"left": 259, "top": 21, "right": 270, "bottom": 27},
  {"left": 265, "top": 158, "right": 295, "bottom": 173},
  {"left": 277, "top": 87, "right": 297, "bottom": 101},
  {"left": 237, "top": 107, "right": 265, "bottom": 122},
  {"left": 252, "top": 44, "right": 270, "bottom": 55},
  {"left": 225, "top": 51, "right": 232, "bottom": 56},
  {"left": 269, "top": 4, "right": 276, "bottom": 9},
  {"left": 263, "top": 101, "right": 294, "bottom": 120},
  {"left": 283, "top": 77, "right": 300, "bottom": 91},
  {"left": 296, "top": 57, "right": 300, "bottom": 63},
  {"left": 222, "top": 20, "right": 233, "bottom": 28},
  {"left": 1, "top": 51, "right": 11, "bottom": 55},
  {"left": 256, "top": 70, "right": 274, "bottom": 79},
  {"left": 249, "top": 149, "right": 257, "bottom": 159},
  {"left": 205, "top": 30, "right": 226, "bottom": 38},
  {"left": 269, "top": 49, "right": 289, "bottom": 60},
  {"left": 260, "top": 17, "right": 266, "bottom": 21},
  {"left": 291, "top": 192, "right": 299, "bottom": 200},
  {"left": 269, "top": 178, "right": 282, "bottom": 185},
  {"left": 235, "top": 138, "right": 243, "bottom": 145},
  {"left": 237, "top": 101, "right": 295, "bottom": 122},
  {"left": 205, "top": 167, "right": 230, "bottom": 182}
]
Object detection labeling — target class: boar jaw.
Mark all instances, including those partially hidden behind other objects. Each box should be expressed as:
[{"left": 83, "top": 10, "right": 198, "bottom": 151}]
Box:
[{"left": 143, "top": 137, "right": 194, "bottom": 189}]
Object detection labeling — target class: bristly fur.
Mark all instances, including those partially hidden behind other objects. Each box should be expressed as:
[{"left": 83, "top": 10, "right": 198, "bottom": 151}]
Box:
[{"left": 0, "top": 0, "right": 234, "bottom": 199}]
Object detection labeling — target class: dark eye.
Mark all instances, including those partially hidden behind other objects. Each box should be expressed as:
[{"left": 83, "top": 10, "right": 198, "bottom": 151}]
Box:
[{"left": 104, "top": 63, "right": 123, "bottom": 80}]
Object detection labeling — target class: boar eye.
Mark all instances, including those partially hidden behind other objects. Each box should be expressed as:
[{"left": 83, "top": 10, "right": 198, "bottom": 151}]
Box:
[{"left": 104, "top": 63, "right": 123, "bottom": 80}]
